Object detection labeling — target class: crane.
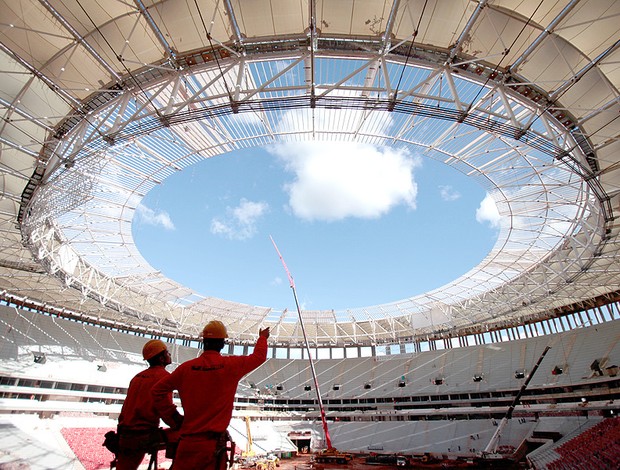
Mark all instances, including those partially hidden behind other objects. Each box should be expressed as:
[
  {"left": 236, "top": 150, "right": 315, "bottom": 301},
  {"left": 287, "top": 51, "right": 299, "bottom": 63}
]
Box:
[
  {"left": 242, "top": 416, "right": 255, "bottom": 458},
  {"left": 482, "top": 346, "right": 551, "bottom": 456},
  {"left": 271, "top": 237, "right": 353, "bottom": 464}
]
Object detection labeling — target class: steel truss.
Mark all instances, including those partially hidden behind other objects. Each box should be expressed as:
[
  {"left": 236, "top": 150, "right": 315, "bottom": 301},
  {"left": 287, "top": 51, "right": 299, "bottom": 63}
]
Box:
[{"left": 18, "top": 41, "right": 615, "bottom": 346}]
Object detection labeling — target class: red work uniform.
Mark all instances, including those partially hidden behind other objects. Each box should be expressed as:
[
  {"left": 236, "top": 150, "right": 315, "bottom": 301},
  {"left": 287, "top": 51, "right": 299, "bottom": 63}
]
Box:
[
  {"left": 117, "top": 366, "right": 179, "bottom": 470},
  {"left": 152, "top": 336, "right": 268, "bottom": 470}
]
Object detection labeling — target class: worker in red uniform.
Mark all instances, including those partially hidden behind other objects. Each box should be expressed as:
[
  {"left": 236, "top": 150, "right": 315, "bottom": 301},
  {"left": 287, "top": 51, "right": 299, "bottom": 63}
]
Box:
[
  {"left": 116, "top": 339, "right": 183, "bottom": 470},
  {"left": 152, "top": 320, "right": 270, "bottom": 470}
]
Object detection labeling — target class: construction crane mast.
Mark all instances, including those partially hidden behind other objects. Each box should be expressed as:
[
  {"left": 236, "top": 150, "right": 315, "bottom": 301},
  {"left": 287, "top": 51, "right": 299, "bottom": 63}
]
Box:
[
  {"left": 483, "top": 346, "right": 551, "bottom": 455},
  {"left": 271, "top": 237, "right": 353, "bottom": 464},
  {"left": 243, "top": 416, "right": 255, "bottom": 458}
]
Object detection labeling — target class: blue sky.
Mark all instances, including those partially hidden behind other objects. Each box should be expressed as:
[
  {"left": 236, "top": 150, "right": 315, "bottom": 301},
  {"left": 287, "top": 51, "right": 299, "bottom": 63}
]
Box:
[{"left": 133, "top": 142, "right": 500, "bottom": 312}]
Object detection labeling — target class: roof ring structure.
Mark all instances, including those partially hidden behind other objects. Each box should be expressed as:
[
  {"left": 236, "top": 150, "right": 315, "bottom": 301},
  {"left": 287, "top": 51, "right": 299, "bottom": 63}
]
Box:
[
  {"left": 19, "top": 47, "right": 609, "bottom": 346},
  {"left": 2, "top": 1, "right": 620, "bottom": 347}
]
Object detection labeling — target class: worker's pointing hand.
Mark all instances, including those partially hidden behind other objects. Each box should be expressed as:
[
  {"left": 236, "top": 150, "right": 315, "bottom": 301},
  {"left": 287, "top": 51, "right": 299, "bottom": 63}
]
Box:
[{"left": 259, "top": 327, "right": 270, "bottom": 339}]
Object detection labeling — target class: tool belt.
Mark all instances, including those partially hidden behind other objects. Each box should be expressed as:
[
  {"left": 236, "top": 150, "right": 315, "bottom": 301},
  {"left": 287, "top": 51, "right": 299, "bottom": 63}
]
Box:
[
  {"left": 179, "top": 430, "right": 235, "bottom": 468},
  {"left": 117, "top": 427, "right": 166, "bottom": 455}
]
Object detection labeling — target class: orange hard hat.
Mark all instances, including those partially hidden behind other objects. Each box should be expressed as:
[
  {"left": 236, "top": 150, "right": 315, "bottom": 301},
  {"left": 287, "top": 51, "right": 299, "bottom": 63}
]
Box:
[
  {"left": 202, "top": 320, "right": 228, "bottom": 339},
  {"left": 142, "top": 339, "right": 167, "bottom": 360}
]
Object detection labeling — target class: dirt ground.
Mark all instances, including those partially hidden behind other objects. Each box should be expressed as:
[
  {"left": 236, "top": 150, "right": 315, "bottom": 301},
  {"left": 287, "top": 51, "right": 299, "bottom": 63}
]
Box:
[
  {"left": 277, "top": 455, "right": 406, "bottom": 470},
  {"left": 274, "top": 453, "right": 519, "bottom": 470},
  {"left": 277, "top": 454, "right": 314, "bottom": 470}
]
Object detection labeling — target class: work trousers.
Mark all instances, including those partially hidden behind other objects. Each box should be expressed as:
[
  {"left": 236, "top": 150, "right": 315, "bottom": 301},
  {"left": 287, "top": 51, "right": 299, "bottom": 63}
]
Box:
[
  {"left": 116, "top": 428, "right": 162, "bottom": 470},
  {"left": 116, "top": 427, "right": 179, "bottom": 470},
  {"left": 171, "top": 434, "right": 229, "bottom": 470}
]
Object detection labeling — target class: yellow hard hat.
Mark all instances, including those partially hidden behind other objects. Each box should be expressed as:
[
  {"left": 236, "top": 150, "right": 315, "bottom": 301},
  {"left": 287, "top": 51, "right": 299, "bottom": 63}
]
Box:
[
  {"left": 142, "top": 339, "right": 167, "bottom": 360},
  {"left": 202, "top": 320, "right": 228, "bottom": 339}
]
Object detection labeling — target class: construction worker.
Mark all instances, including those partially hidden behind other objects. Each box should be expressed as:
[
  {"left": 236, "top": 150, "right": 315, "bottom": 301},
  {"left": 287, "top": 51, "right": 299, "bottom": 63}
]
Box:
[
  {"left": 152, "top": 321, "right": 270, "bottom": 470},
  {"left": 115, "top": 339, "right": 183, "bottom": 470}
]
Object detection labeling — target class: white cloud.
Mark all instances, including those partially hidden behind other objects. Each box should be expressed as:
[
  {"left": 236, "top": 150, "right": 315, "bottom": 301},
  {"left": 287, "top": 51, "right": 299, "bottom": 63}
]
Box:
[
  {"left": 476, "top": 193, "right": 501, "bottom": 228},
  {"left": 439, "top": 185, "right": 461, "bottom": 202},
  {"left": 269, "top": 142, "right": 419, "bottom": 221},
  {"left": 135, "top": 203, "right": 175, "bottom": 230},
  {"left": 210, "top": 198, "right": 269, "bottom": 240}
]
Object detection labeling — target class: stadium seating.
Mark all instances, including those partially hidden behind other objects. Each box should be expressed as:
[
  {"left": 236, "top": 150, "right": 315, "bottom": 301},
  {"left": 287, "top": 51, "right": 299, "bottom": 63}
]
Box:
[{"left": 544, "top": 418, "right": 620, "bottom": 470}]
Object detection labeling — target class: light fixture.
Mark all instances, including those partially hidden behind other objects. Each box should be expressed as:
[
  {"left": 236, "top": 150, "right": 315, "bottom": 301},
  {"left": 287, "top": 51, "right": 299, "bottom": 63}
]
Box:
[{"left": 33, "top": 353, "right": 46, "bottom": 364}]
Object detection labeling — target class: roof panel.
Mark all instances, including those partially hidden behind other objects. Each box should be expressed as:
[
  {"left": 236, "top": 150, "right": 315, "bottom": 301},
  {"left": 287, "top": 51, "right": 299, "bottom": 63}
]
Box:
[
  {"left": 559, "top": 69, "right": 616, "bottom": 119},
  {"left": 0, "top": 118, "right": 46, "bottom": 149},
  {"left": 556, "top": 0, "right": 620, "bottom": 58},
  {"left": 82, "top": 15, "right": 164, "bottom": 73},
  {"left": 463, "top": 6, "right": 542, "bottom": 68},
  {"left": 0, "top": 146, "right": 36, "bottom": 174},
  {"left": 1, "top": 173, "right": 28, "bottom": 198},
  {"left": 598, "top": 46, "right": 620, "bottom": 90},
  {"left": 49, "top": 0, "right": 141, "bottom": 36},
  {"left": 234, "top": 0, "right": 307, "bottom": 37},
  {"left": 317, "top": 0, "right": 387, "bottom": 37},
  {"left": 413, "top": 0, "right": 474, "bottom": 49},
  {"left": 580, "top": 103, "right": 620, "bottom": 148},
  {"left": 0, "top": 0, "right": 74, "bottom": 69},
  {"left": 517, "top": 34, "right": 590, "bottom": 93},
  {"left": 0, "top": 52, "right": 33, "bottom": 101},
  {"left": 147, "top": 0, "right": 233, "bottom": 53},
  {"left": 492, "top": 0, "right": 571, "bottom": 26}
]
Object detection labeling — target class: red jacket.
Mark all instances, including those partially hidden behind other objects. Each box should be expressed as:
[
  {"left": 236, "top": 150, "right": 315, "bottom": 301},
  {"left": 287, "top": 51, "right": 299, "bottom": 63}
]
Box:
[
  {"left": 119, "top": 365, "right": 176, "bottom": 431},
  {"left": 152, "top": 337, "right": 267, "bottom": 436}
]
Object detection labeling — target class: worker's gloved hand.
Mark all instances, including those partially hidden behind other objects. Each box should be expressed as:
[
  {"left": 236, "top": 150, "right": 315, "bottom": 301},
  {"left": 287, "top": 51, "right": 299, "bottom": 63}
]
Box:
[{"left": 259, "top": 327, "right": 270, "bottom": 339}]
